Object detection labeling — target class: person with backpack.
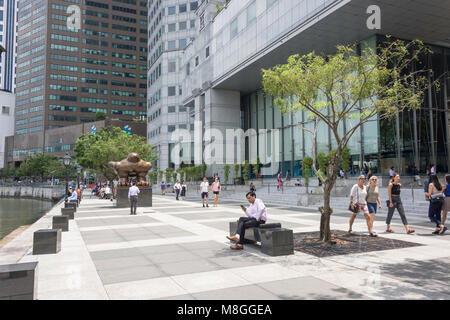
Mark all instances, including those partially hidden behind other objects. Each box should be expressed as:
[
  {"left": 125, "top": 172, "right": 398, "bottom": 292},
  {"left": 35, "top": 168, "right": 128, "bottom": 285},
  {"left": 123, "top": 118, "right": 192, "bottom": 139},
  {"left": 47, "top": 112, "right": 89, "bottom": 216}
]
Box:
[{"left": 426, "top": 174, "right": 446, "bottom": 235}]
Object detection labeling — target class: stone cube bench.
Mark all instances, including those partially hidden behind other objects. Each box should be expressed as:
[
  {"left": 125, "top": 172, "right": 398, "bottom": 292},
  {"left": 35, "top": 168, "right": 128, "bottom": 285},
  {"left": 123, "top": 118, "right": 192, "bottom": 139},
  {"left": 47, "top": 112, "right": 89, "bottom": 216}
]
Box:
[
  {"left": 52, "top": 215, "right": 69, "bottom": 232},
  {"left": 64, "top": 202, "right": 77, "bottom": 211},
  {"left": 0, "top": 262, "right": 38, "bottom": 300},
  {"left": 229, "top": 221, "right": 294, "bottom": 256},
  {"left": 61, "top": 207, "right": 75, "bottom": 220},
  {"left": 33, "top": 229, "right": 61, "bottom": 255}
]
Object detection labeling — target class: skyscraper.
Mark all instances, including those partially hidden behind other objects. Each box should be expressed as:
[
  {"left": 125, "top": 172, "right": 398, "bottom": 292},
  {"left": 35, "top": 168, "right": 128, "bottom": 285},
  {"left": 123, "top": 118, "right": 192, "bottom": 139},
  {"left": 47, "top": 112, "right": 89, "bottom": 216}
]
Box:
[
  {"left": 146, "top": 0, "right": 199, "bottom": 170},
  {"left": 12, "top": 0, "right": 148, "bottom": 162}
]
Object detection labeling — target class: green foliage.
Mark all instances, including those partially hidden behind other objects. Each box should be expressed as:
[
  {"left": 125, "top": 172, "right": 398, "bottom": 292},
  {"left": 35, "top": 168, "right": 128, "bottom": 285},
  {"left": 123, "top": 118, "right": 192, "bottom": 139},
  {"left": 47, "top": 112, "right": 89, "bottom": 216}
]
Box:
[
  {"left": 233, "top": 163, "right": 240, "bottom": 183},
  {"left": 165, "top": 168, "right": 174, "bottom": 183},
  {"left": 176, "top": 168, "right": 185, "bottom": 182},
  {"left": 302, "top": 157, "right": 313, "bottom": 187},
  {"left": 223, "top": 164, "right": 230, "bottom": 185},
  {"left": 341, "top": 147, "right": 351, "bottom": 172},
  {"left": 252, "top": 158, "right": 261, "bottom": 179},
  {"left": 74, "top": 126, "right": 158, "bottom": 182},
  {"left": 15, "top": 154, "right": 71, "bottom": 180},
  {"left": 200, "top": 164, "right": 207, "bottom": 178},
  {"left": 242, "top": 160, "right": 250, "bottom": 183},
  {"left": 94, "top": 111, "right": 107, "bottom": 121},
  {"left": 158, "top": 169, "right": 164, "bottom": 182}
]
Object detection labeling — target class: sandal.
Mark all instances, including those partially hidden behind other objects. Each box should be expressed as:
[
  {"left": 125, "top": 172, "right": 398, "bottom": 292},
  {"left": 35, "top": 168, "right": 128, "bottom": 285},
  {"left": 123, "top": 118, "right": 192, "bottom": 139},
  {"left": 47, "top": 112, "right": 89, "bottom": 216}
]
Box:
[
  {"left": 370, "top": 233, "right": 378, "bottom": 237},
  {"left": 386, "top": 229, "right": 395, "bottom": 233},
  {"left": 407, "top": 229, "right": 415, "bottom": 234}
]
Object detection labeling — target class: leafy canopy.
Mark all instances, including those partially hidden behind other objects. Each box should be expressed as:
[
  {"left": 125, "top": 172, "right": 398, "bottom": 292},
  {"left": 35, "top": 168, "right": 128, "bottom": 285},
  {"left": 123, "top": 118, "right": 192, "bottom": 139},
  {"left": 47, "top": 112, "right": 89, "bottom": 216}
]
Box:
[{"left": 74, "top": 126, "right": 158, "bottom": 181}]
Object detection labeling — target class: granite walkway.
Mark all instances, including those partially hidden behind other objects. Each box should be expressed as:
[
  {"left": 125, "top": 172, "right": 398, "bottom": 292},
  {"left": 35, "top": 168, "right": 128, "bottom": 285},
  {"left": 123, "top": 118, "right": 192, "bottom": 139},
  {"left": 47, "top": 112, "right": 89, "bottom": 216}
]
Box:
[{"left": 10, "top": 194, "right": 450, "bottom": 300}]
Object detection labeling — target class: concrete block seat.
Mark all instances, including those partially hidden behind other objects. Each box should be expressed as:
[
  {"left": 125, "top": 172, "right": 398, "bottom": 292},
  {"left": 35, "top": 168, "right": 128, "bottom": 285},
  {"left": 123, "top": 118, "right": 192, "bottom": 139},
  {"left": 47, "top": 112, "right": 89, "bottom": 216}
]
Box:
[
  {"left": 61, "top": 207, "right": 75, "bottom": 220},
  {"left": 229, "top": 221, "right": 294, "bottom": 256},
  {"left": 69, "top": 199, "right": 79, "bottom": 207},
  {"left": 33, "top": 229, "right": 61, "bottom": 255},
  {"left": 0, "top": 262, "right": 38, "bottom": 300},
  {"left": 52, "top": 215, "right": 69, "bottom": 232},
  {"left": 64, "top": 202, "right": 77, "bottom": 211}
]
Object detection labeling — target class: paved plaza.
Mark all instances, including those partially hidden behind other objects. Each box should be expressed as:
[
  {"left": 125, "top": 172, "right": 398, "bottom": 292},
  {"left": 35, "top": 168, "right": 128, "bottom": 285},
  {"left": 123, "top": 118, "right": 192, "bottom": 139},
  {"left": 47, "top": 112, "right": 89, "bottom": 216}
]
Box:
[{"left": 7, "top": 194, "right": 450, "bottom": 300}]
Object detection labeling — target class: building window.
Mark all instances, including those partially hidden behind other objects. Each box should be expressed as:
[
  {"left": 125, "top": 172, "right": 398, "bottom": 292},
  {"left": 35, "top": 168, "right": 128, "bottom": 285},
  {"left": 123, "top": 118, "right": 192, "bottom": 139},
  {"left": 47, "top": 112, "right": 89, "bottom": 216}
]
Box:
[
  {"left": 2, "top": 106, "right": 10, "bottom": 114},
  {"left": 190, "top": 19, "right": 195, "bottom": 29},
  {"left": 179, "top": 21, "right": 187, "bottom": 30},
  {"left": 247, "top": 1, "right": 256, "bottom": 24},
  {"left": 195, "top": 56, "right": 199, "bottom": 67},
  {"left": 168, "top": 23, "right": 176, "bottom": 32},
  {"left": 168, "top": 6, "right": 176, "bottom": 15},
  {"left": 168, "top": 125, "right": 176, "bottom": 132},
  {"left": 230, "top": 18, "right": 238, "bottom": 39},
  {"left": 168, "top": 106, "right": 176, "bottom": 113},
  {"left": 206, "top": 46, "right": 210, "bottom": 58},
  {"left": 168, "top": 40, "right": 176, "bottom": 50},
  {"left": 168, "top": 86, "right": 176, "bottom": 96},
  {"left": 168, "top": 61, "right": 176, "bottom": 73},
  {"left": 179, "top": 39, "right": 187, "bottom": 49},
  {"left": 179, "top": 4, "right": 187, "bottom": 13},
  {"left": 190, "top": 1, "right": 198, "bottom": 11}
]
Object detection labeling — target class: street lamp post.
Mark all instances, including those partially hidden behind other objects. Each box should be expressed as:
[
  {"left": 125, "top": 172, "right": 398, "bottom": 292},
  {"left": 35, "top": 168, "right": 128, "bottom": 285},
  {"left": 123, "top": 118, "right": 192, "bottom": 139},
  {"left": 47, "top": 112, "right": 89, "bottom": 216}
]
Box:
[
  {"left": 63, "top": 153, "right": 72, "bottom": 199},
  {"left": 76, "top": 166, "right": 82, "bottom": 189}
]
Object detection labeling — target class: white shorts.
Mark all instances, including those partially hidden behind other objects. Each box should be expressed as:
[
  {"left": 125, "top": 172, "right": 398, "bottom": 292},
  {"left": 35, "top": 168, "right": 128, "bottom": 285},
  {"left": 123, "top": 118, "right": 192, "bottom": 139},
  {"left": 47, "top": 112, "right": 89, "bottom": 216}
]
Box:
[{"left": 358, "top": 203, "right": 370, "bottom": 215}]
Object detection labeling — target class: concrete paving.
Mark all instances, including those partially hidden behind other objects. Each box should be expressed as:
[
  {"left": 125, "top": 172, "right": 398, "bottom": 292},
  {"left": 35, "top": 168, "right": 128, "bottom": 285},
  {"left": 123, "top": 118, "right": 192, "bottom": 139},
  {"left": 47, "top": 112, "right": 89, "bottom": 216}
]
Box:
[{"left": 5, "top": 193, "right": 450, "bottom": 300}]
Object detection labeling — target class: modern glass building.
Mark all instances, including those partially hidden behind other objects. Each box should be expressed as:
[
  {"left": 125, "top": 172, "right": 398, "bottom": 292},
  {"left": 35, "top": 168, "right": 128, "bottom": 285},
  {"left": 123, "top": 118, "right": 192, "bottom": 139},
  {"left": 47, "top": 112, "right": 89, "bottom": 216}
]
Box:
[
  {"left": 169, "top": 0, "right": 450, "bottom": 179},
  {"left": 146, "top": 0, "right": 199, "bottom": 170}
]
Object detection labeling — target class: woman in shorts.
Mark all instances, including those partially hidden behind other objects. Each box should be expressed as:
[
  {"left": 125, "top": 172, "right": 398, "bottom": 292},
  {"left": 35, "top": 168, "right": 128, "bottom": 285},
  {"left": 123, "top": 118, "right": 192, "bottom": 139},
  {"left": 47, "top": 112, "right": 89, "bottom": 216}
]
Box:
[
  {"left": 366, "top": 176, "right": 382, "bottom": 236},
  {"left": 212, "top": 177, "right": 221, "bottom": 207},
  {"left": 348, "top": 175, "right": 377, "bottom": 237}
]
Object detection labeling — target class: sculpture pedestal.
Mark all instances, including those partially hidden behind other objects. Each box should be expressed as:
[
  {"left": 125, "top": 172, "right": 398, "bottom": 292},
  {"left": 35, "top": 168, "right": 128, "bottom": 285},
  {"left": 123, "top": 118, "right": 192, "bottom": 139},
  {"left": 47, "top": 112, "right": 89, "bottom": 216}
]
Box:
[{"left": 116, "top": 187, "right": 152, "bottom": 208}]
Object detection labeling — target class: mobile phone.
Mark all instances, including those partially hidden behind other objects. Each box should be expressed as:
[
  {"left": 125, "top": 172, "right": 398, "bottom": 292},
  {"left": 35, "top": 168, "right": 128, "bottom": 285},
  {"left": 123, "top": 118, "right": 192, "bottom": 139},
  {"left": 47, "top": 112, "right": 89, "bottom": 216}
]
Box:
[{"left": 240, "top": 205, "right": 246, "bottom": 209}]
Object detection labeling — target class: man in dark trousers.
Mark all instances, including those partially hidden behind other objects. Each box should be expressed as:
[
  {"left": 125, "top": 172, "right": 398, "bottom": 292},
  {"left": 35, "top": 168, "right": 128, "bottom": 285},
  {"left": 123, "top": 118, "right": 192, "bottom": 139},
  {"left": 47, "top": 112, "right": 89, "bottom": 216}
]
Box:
[
  {"left": 226, "top": 192, "right": 267, "bottom": 250},
  {"left": 128, "top": 182, "right": 140, "bottom": 215}
]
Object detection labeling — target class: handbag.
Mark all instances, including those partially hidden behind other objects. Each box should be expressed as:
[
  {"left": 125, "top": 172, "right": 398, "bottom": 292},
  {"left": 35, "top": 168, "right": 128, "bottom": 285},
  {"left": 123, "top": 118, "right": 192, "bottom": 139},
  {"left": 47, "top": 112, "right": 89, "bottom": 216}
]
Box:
[
  {"left": 348, "top": 185, "right": 360, "bottom": 213},
  {"left": 430, "top": 193, "right": 445, "bottom": 204}
]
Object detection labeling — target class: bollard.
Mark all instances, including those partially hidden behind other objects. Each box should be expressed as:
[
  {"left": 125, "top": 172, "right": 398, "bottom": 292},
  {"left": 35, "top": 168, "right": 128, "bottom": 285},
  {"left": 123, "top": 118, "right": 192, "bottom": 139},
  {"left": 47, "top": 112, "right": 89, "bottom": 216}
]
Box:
[
  {"left": 33, "top": 229, "right": 61, "bottom": 255},
  {"left": 0, "top": 262, "right": 38, "bottom": 300}
]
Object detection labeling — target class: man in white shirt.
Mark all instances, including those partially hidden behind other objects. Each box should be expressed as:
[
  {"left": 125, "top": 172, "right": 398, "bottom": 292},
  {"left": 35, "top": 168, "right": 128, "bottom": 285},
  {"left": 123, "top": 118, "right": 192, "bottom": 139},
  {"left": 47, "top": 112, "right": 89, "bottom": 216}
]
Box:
[
  {"left": 68, "top": 188, "right": 78, "bottom": 201},
  {"left": 200, "top": 177, "right": 209, "bottom": 208},
  {"left": 104, "top": 185, "right": 112, "bottom": 200},
  {"left": 128, "top": 182, "right": 140, "bottom": 215},
  {"left": 227, "top": 192, "right": 267, "bottom": 250},
  {"left": 174, "top": 180, "right": 181, "bottom": 201}
]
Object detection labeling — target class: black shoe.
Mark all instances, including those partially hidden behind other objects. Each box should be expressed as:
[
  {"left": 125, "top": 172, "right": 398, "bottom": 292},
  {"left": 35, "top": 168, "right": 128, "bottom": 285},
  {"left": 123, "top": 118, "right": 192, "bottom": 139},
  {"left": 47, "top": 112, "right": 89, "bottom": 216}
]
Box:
[
  {"left": 440, "top": 227, "right": 448, "bottom": 235},
  {"left": 206, "top": 204, "right": 209, "bottom": 207},
  {"left": 432, "top": 230, "right": 440, "bottom": 235},
  {"left": 203, "top": 204, "right": 205, "bottom": 207}
]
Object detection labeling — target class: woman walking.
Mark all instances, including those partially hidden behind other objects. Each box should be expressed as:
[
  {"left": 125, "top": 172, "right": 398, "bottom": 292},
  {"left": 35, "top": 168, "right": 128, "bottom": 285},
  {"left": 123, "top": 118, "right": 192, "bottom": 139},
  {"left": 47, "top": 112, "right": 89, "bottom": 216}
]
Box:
[
  {"left": 426, "top": 174, "right": 446, "bottom": 235},
  {"left": 348, "top": 175, "right": 377, "bottom": 236},
  {"left": 386, "top": 174, "right": 415, "bottom": 234},
  {"left": 441, "top": 175, "right": 450, "bottom": 235},
  {"left": 180, "top": 180, "right": 187, "bottom": 201},
  {"left": 366, "top": 176, "right": 382, "bottom": 236},
  {"left": 212, "top": 177, "right": 221, "bottom": 207}
]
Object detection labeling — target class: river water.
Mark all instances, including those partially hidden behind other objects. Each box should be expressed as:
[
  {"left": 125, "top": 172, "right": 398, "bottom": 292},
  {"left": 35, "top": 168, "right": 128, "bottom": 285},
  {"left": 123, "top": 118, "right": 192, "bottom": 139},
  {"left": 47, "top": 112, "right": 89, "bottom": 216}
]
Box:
[{"left": 0, "top": 198, "right": 54, "bottom": 240}]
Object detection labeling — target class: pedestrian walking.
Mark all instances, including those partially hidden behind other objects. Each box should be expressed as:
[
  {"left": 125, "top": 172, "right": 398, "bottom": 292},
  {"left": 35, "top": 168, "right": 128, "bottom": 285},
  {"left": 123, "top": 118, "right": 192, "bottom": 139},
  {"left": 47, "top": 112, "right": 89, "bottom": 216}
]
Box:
[
  {"left": 426, "top": 174, "right": 445, "bottom": 235},
  {"left": 249, "top": 182, "right": 256, "bottom": 193},
  {"left": 366, "top": 176, "right": 381, "bottom": 236},
  {"left": 348, "top": 175, "right": 377, "bottom": 236},
  {"left": 430, "top": 164, "right": 436, "bottom": 175},
  {"left": 128, "top": 182, "right": 140, "bottom": 215},
  {"left": 200, "top": 177, "right": 209, "bottom": 208},
  {"left": 277, "top": 172, "right": 282, "bottom": 191},
  {"left": 181, "top": 180, "right": 187, "bottom": 200},
  {"left": 389, "top": 167, "right": 396, "bottom": 179},
  {"left": 161, "top": 181, "right": 166, "bottom": 195},
  {"left": 174, "top": 180, "right": 181, "bottom": 200},
  {"left": 441, "top": 175, "right": 450, "bottom": 234},
  {"left": 212, "top": 177, "right": 221, "bottom": 207},
  {"left": 386, "top": 174, "right": 415, "bottom": 234}
]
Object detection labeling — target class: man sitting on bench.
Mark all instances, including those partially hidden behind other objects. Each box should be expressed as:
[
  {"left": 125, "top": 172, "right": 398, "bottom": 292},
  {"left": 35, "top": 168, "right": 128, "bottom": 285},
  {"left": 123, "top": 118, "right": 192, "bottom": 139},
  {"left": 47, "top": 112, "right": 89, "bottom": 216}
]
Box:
[{"left": 227, "top": 192, "right": 267, "bottom": 250}]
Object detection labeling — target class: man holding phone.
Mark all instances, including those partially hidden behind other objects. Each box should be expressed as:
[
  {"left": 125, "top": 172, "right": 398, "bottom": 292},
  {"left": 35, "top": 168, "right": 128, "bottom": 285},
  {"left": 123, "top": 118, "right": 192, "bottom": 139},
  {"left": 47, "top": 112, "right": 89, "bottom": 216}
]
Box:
[{"left": 227, "top": 192, "right": 267, "bottom": 250}]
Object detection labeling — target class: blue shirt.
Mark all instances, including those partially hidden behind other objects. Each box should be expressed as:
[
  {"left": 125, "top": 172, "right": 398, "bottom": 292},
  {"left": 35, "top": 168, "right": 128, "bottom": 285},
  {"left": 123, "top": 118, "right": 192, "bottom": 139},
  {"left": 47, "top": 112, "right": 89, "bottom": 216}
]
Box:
[
  {"left": 424, "top": 178, "right": 430, "bottom": 193},
  {"left": 68, "top": 191, "right": 77, "bottom": 200}
]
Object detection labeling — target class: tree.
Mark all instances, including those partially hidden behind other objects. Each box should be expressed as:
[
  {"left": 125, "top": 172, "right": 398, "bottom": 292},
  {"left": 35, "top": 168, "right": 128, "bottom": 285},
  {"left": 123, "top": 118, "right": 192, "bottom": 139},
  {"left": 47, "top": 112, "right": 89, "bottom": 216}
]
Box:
[
  {"left": 176, "top": 168, "right": 185, "bottom": 182},
  {"left": 262, "top": 39, "right": 431, "bottom": 242},
  {"left": 200, "top": 164, "right": 207, "bottom": 178},
  {"left": 223, "top": 164, "right": 230, "bottom": 185},
  {"left": 94, "top": 111, "right": 107, "bottom": 121},
  {"left": 165, "top": 168, "right": 174, "bottom": 183},
  {"left": 252, "top": 157, "right": 261, "bottom": 180},
  {"left": 74, "top": 126, "right": 158, "bottom": 185},
  {"left": 158, "top": 169, "right": 164, "bottom": 182},
  {"left": 242, "top": 160, "right": 250, "bottom": 183},
  {"left": 233, "top": 163, "right": 240, "bottom": 184},
  {"left": 302, "top": 157, "right": 313, "bottom": 187}
]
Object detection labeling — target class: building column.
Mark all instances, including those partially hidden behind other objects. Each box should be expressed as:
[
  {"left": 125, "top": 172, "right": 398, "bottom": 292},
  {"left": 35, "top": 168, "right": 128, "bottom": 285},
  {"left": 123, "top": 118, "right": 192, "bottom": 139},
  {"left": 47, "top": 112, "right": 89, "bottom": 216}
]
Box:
[{"left": 428, "top": 74, "right": 437, "bottom": 168}]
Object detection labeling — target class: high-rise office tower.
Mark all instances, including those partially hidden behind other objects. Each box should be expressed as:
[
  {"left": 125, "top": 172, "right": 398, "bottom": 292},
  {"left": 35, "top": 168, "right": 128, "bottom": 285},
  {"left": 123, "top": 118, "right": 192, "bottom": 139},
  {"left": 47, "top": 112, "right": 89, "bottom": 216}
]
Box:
[
  {"left": 12, "top": 0, "right": 148, "bottom": 161},
  {"left": 0, "top": 0, "right": 17, "bottom": 92},
  {"left": 147, "top": 0, "right": 199, "bottom": 170}
]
